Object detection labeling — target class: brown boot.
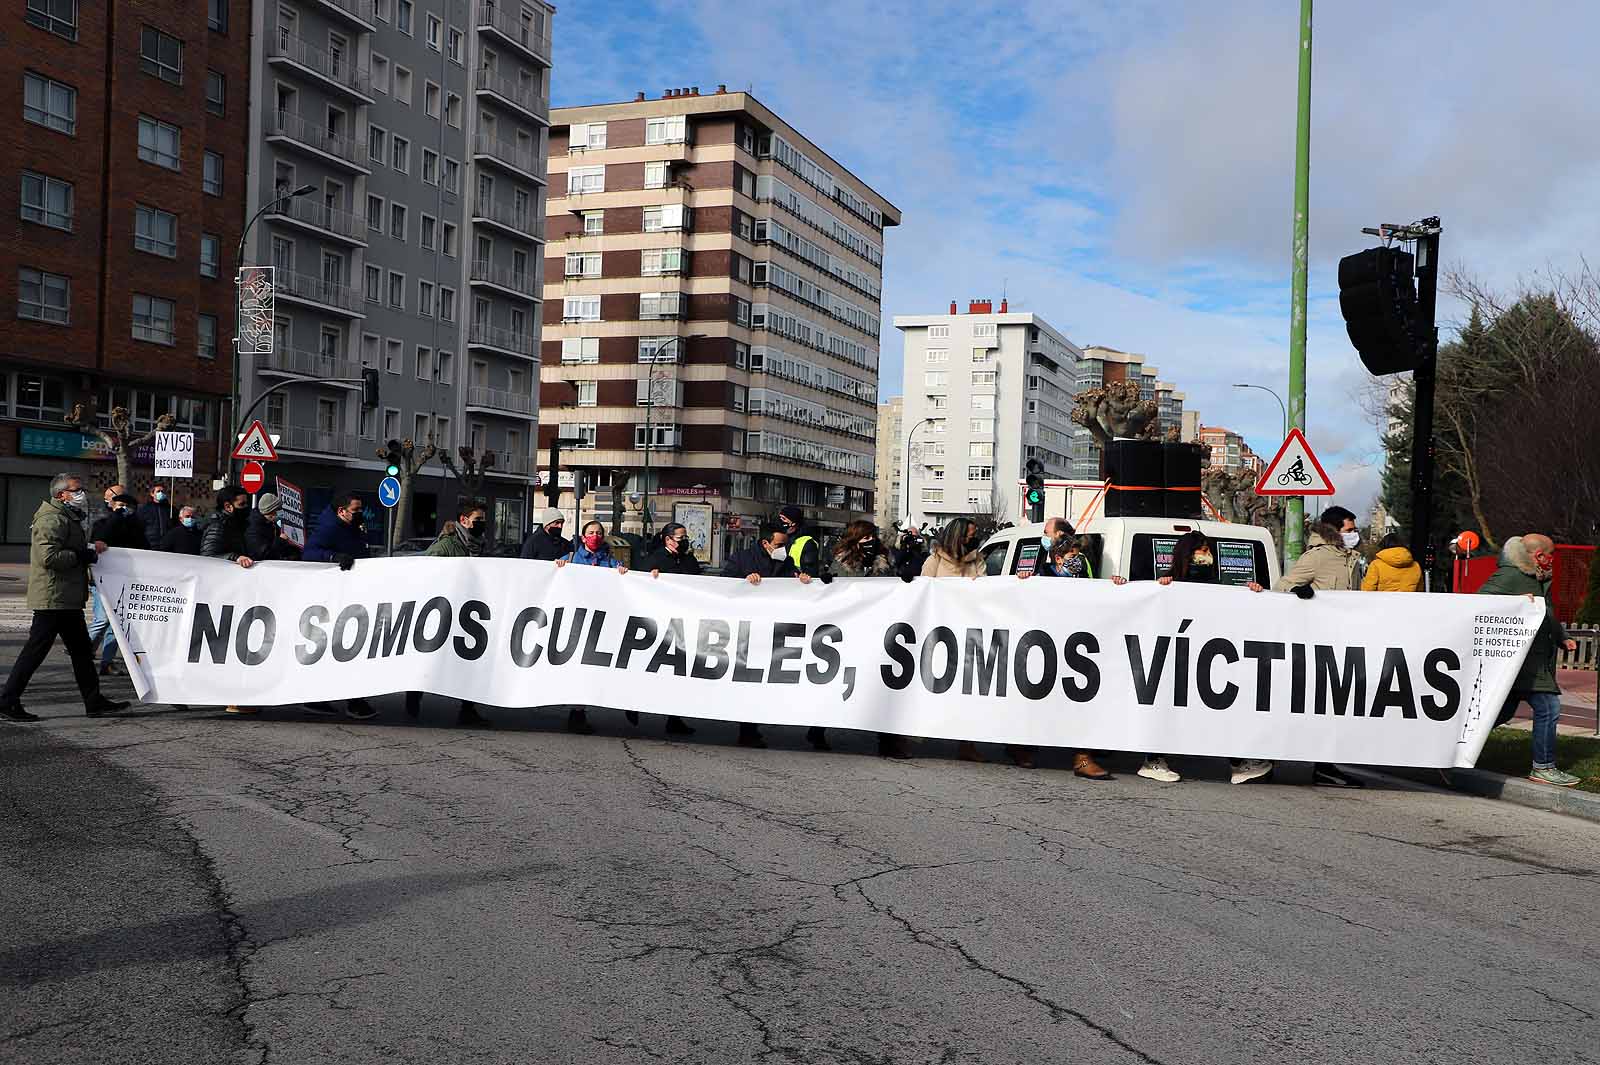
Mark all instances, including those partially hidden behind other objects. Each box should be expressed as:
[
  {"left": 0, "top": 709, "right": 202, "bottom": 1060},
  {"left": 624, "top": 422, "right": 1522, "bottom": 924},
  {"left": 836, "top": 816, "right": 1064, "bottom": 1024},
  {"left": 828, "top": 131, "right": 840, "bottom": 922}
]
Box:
[
  {"left": 1073, "top": 752, "right": 1112, "bottom": 780},
  {"left": 957, "top": 740, "right": 983, "bottom": 763},
  {"left": 1006, "top": 744, "right": 1035, "bottom": 769}
]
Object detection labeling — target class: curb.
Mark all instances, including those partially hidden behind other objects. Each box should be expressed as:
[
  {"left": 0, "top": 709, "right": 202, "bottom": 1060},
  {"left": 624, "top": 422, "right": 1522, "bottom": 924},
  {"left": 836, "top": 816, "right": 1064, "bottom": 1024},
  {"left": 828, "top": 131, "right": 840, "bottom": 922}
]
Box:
[{"left": 1346, "top": 764, "right": 1600, "bottom": 825}]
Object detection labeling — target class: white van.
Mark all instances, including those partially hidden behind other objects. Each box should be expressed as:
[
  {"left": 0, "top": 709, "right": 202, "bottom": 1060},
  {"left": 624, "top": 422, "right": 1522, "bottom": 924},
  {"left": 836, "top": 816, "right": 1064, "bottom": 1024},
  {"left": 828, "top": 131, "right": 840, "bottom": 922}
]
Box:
[{"left": 979, "top": 517, "right": 1282, "bottom": 587}]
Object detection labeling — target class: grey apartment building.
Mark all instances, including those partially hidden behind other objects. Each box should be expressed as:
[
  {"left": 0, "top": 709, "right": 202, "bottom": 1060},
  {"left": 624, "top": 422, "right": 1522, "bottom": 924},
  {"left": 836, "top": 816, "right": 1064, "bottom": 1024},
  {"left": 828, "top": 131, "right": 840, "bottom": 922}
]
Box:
[
  {"left": 238, "top": 0, "right": 551, "bottom": 546},
  {"left": 541, "top": 89, "right": 899, "bottom": 564}
]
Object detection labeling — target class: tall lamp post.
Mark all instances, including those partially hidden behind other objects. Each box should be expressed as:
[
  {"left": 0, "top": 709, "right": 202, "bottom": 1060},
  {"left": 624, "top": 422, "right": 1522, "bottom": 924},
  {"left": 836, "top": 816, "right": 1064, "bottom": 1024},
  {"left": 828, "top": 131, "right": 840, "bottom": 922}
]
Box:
[
  {"left": 903, "top": 416, "right": 934, "bottom": 527},
  {"left": 640, "top": 333, "right": 702, "bottom": 535},
  {"left": 228, "top": 183, "right": 316, "bottom": 472},
  {"left": 1232, "top": 382, "right": 1288, "bottom": 439}
]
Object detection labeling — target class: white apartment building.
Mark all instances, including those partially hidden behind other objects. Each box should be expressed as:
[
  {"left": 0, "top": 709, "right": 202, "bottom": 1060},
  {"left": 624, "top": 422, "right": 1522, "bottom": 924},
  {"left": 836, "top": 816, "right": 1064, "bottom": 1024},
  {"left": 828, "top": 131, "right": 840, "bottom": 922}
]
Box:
[
  {"left": 874, "top": 396, "right": 903, "bottom": 531},
  {"left": 894, "top": 300, "right": 1082, "bottom": 527}
]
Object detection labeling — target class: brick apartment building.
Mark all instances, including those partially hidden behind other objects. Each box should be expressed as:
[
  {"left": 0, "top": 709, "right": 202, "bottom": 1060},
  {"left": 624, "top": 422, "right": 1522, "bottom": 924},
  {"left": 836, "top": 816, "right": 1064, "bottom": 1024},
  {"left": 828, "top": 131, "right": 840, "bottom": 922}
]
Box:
[
  {"left": 1073, "top": 346, "right": 1188, "bottom": 476},
  {"left": 1197, "top": 424, "right": 1263, "bottom": 475},
  {"left": 542, "top": 87, "right": 899, "bottom": 564},
  {"left": 0, "top": 0, "right": 248, "bottom": 551}
]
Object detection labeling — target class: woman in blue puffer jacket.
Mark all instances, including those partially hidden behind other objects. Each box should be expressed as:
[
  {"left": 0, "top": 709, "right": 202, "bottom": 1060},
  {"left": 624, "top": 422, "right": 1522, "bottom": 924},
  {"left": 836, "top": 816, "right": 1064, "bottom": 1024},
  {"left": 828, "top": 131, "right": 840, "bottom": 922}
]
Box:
[{"left": 553, "top": 520, "right": 628, "bottom": 732}]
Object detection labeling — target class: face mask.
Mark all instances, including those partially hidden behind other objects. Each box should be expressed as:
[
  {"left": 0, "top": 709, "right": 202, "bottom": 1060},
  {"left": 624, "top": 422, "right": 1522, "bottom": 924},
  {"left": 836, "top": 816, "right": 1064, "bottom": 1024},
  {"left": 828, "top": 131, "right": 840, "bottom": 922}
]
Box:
[
  {"left": 582, "top": 533, "right": 603, "bottom": 551},
  {"left": 111, "top": 503, "right": 127, "bottom": 513},
  {"left": 461, "top": 521, "right": 478, "bottom": 533},
  {"left": 770, "top": 546, "right": 788, "bottom": 561},
  {"left": 154, "top": 491, "right": 166, "bottom": 502},
  {"left": 1191, "top": 552, "right": 1215, "bottom": 567},
  {"left": 1341, "top": 531, "right": 1360, "bottom": 549},
  {"left": 68, "top": 490, "right": 87, "bottom": 508},
  {"left": 181, "top": 516, "right": 195, "bottom": 528}
]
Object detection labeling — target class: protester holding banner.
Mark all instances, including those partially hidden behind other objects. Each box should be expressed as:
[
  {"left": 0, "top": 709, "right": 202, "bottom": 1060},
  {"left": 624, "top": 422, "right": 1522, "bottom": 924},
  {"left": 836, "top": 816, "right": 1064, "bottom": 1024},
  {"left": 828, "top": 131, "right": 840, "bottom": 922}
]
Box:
[
  {"left": 0, "top": 474, "right": 128, "bottom": 723},
  {"left": 776, "top": 508, "right": 833, "bottom": 750},
  {"left": 303, "top": 493, "right": 368, "bottom": 570},
  {"left": 553, "top": 520, "right": 628, "bottom": 735},
  {"left": 161, "top": 505, "right": 202, "bottom": 555},
  {"left": 88, "top": 492, "right": 149, "bottom": 675},
  {"left": 245, "top": 494, "right": 302, "bottom": 562},
  {"left": 404, "top": 501, "right": 493, "bottom": 729},
  {"left": 138, "top": 487, "right": 176, "bottom": 546},
  {"left": 520, "top": 509, "right": 571, "bottom": 562},
  {"left": 201, "top": 486, "right": 255, "bottom": 568},
  {"left": 833, "top": 521, "right": 914, "bottom": 760},
  {"left": 720, "top": 521, "right": 810, "bottom": 748},
  {"left": 920, "top": 519, "right": 991, "bottom": 762},
  {"left": 623, "top": 523, "right": 702, "bottom": 737}
]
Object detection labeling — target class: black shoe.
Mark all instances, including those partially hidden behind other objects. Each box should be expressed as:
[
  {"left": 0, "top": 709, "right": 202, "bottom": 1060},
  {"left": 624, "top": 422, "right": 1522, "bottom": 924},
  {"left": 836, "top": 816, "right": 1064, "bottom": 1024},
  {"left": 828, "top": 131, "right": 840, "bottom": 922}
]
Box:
[
  {"left": 458, "top": 704, "right": 492, "bottom": 729},
  {"left": 566, "top": 708, "right": 595, "bottom": 735},
  {"left": 404, "top": 694, "right": 422, "bottom": 718},
  {"left": 878, "top": 735, "right": 912, "bottom": 760},
  {"left": 344, "top": 699, "right": 378, "bottom": 721},
  {"left": 737, "top": 724, "right": 767, "bottom": 749},
  {"left": 1313, "top": 763, "right": 1365, "bottom": 788},
  {"left": 806, "top": 726, "right": 831, "bottom": 752},
  {"left": 98, "top": 662, "right": 122, "bottom": 677},
  {"left": 624, "top": 710, "right": 640, "bottom": 725},
  {"left": 0, "top": 702, "right": 40, "bottom": 723},
  {"left": 665, "top": 715, "right": 695, "bottom": 737},
  {"left": 86, "top": 697, "right": 130, "bottom": 717}
]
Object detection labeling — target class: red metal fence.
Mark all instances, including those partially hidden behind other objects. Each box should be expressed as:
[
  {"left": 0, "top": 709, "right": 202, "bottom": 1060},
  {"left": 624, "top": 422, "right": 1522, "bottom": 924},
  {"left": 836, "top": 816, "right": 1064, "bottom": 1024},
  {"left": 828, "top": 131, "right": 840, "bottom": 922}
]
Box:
[{"left": 1454, "top": 543, "right": 1595, "bottom": 623}]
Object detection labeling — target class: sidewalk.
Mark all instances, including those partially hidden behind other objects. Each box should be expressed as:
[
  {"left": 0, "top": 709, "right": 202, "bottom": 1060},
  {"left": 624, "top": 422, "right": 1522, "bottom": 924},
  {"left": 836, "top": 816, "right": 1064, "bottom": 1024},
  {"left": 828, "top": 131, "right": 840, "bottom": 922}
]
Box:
[{"left": 1504, "top": 668, "right": 1600, "bottom": 735}]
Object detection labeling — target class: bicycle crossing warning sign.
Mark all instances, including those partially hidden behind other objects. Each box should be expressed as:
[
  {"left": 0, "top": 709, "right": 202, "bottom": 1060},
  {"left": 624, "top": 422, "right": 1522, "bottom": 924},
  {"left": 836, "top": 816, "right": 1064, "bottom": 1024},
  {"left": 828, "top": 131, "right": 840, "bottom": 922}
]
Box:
[{"left": 1254, "top": 428, "right": 1335, "bottom": 496}]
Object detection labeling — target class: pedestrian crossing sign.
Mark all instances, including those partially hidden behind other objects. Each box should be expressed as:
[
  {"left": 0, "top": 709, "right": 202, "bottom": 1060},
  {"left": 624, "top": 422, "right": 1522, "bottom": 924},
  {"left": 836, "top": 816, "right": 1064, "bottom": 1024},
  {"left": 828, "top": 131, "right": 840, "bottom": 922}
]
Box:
[{"left": 231, "top": 420, "right": 279, "bottom": 461}]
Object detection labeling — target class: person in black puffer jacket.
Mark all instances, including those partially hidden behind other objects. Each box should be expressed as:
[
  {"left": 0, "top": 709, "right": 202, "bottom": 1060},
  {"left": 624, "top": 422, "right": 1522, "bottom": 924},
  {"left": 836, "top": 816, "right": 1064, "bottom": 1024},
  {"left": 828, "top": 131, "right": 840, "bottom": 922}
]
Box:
[
  {"left": 244, "top": 492, "right": 303, "bottom": 562},
  {"left": 201, "top": 486, "right": 254, "bottom": 564},
  {"left": 520, "top": 508, "right": 572, "bottom": 562},
  {"left": 636, "top": 522, "right": 701, "bottom": 737}
]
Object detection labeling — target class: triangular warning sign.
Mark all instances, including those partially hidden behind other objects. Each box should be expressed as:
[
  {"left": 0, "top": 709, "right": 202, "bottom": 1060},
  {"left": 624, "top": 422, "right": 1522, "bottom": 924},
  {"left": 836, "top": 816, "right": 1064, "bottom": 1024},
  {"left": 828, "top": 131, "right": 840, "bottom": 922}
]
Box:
[
  {"left": 231, "top": 420, "right": 279, "bottom": 461},
  {"left": 1254, "top": 428, "right": 1335, "bottom": 496}
]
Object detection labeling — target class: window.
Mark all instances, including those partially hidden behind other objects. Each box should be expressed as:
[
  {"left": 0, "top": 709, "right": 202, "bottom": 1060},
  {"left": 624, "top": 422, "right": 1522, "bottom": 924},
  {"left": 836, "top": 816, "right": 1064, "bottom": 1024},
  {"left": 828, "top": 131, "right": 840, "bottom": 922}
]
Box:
[
  {"left": 575, "top": 381, "right": 597, "bottom": 407},
  {"left": 639, "top": 292, "right": 681, "bottom": 320},
  {"left": 20, "top": 172, "right": 72, "bottom": 231},
  {"left": 200, "top": 234, "right": 219, "bottom": 277},
  {"left": 416, "top": 345, "right": 431, "bottom": 380},
  {"left": 372, "top": 53, "right": 389, "bottom": 93},
  {"left": 205, "top": 70, "right": 225, "bottom": 114},
  {"left": 569, "top": 424, "right": 597, "bottom": 449},
  {"left": 563, "top": 296, "right": 600, "bottom": 322},
  {"left": 582, "top": 210, "right": 604, "bottom": 235},
  {"left": 420, "top": 215, "right": 436, "bottom": 250},
  {"left": 442, "top": 222, "right": 458, "bottom": 256},
  {"left": 641, "top": 248, "right": 683, "bottom": 276},
  {"left": 137, "top": 116, "right": 180, "bottom": 170},
  {"left": 970, "top": 442, "right": 994, "bottom": 458},
  {"left": 971, "top": 371, "right": 997, "bottom": 387},
  {"left": 374, "top": 0, "right": 390, "bottom": 21},
  {"left": 637, "top": 336, "right": 678, "bottom": 362},
  {"left": 437, "top": 350, "right": 453, "bottom": 381},
  {"left": 443, "top": 157, "right": 460, "bottom": 193},
  {"left": 385, "top": 339, "right": 402, "bottom": 374},
  {"left": 971, "top": 394, "right": 995, "bottom": 412},
  {"left": 424, "top": 80, "right": 441, "bottom": 118},
  {"left": 203, "top": 152, "right": 222, "bottom": 195},
  {"left": 645, "top": 115, "right": 687, "bottom": 144},
  {"left": 447, "top": 28, "right": 463, "bottom": 63},
  {"left": 445, "top": 93, "right": 461, "bottom": 127},
  {"left": 133, "top": 205, "right": 178, "bottom": 257},
  {"left": 23, "top": 73, "right": 76, "bottom": 134},
  {"left": 132, "top": 294, "right": 176, "bottom": 344},
  {"left": 567, "top": 165, "right": 604, "bottom": 195},
  {"left": 391, "top": 136, "right": 409, "bottom": 173},
  {"left": 733, "top": 297, "right": 750, "bottom": 326},
  {"left": 198, "top": 314, "right": 217, "bottom": 358},
  {"left": 366, "top": 194, "right": 383, "bottom": 231},
  {"left": 18, "top": 268, "right": 70, "bottom": 323},
  {"left": 364, "top": 264, "right": 381, "bottom": 302},
  {"left": 425, "top": 12, "right": 441, "bottom": 48},
  {"left": 968, "top": 466, "right": 994, "bottom": 482},
  {"left": 925, "top": 348, "right": 948, "bottom": 364},
  {"left": 732, "top": 384, "right": 747, "bottom": 413},
  {"left": 643, "top": 161, "right": 666, "bottom": 189},
  {"left": 139, "top": 26, "right": 183, "bottom": 85},
  {"left": 439, "top": 287, "right": 455, "bottom": 322},
  {"left": 397, "top": 0, "right": 413, "bottom": 34},
  {"left": 924, "top": 371, "right": 948, "bottom": 388},
  {"left": 368, "top": 124, "right": 387, "bottom": 162},
  {"left": 422, "top": 148, "right": 438, "bottom": 184},
  {"left": 390, "top": 202, "right": 407, "bottom": 240},
  {"left": 970, "top": 419, "right": 993, "bottom": 435},
  {"left": 388, "top": 271, "right": 405, "bottom": 309},
  {"left": 418, "top": 279, "right": 434, "bottom": 316},
  {"left": 921, "top": 488, "right": 944, "bottom": 505},
  {"left": 734, "top": 342, "right": 749, "bottom": 369},
  {"left": 973, "top": 323, "right": 997, "bottom": 338},
  {"left": 930, "top": 325, "right": 950, "bottom": 339},
  {"left": 643, "top": 204, "right": 687, "bottom": 232},
  {"left": 27, "top": 0, "right": 77, "bottom": 39},
  {"left": 381, "top": 407, "right": 399, "bottom": 439},
  {"left": 570, "top": 122, "right": 607, "bottom": 150},
  {"left": 564, "top": 252, "right": 600, "bottom": 278},
  {"left": 561, "top": 338, "right": 598, "bottom": 364},
  {"left": 208, "top": 0, "right": 227, "bottom": 32}
]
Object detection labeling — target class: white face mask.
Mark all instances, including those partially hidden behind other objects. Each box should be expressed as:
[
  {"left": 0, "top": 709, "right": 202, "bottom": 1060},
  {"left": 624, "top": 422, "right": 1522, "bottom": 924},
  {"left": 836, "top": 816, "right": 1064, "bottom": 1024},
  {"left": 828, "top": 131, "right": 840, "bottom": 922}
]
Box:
[
  {"left": 770, "top": 546, "right": 788, "bottom": 561},
  {"left": 1341, "top": 531, "right": 1360, "bottom": 549},
  {"left": 67, "top": 490, "right": 87, "bottom": 508}
]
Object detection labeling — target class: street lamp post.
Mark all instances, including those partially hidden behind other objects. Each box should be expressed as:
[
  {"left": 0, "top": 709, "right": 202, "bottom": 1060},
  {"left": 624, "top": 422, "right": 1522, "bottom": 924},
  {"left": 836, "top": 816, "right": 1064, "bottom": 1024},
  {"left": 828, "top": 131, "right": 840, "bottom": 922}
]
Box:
[
  {"left": 227, "top": 184, "right": 316, "bottom": 472},
  {"left": 640, "top": 333, "right": 702, "bottom": 535},
  {"left": 1232, "top": 382, "right": 1289, "bottom": 440},
  {"left": 903, "top": 416, "right": 934, "bottom": 527}
]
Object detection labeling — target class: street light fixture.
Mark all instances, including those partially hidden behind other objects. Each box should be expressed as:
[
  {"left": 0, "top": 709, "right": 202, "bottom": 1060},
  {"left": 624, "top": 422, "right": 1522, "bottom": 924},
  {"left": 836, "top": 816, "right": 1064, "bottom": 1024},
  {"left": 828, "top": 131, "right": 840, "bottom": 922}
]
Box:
[
  {"left": 903, "top": 416, "right": 934, "bottom": 527},
  {"left": 1232, "top": 382, "right": 1288, "bottom": 440},
  {"left": 640, "top": 333, "right": 704, "bottom": 535}
]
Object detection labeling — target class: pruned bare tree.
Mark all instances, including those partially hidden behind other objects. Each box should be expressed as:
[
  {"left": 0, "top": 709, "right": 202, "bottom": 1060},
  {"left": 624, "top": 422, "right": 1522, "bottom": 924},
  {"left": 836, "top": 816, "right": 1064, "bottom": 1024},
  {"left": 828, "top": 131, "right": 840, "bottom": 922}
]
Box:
[
  {"left": 1202, "top": 466, "right": 1285, "bottom": 547},
  {"left": 1070, "top": 381, "right": 1160, "bottom": 447},
  {"left": 65, "top": 403, "right": 175, "bottom": 489},
  {"left": 438, "top": 445, "right": 498, "bottom": 501},
  {"left": 380, "top": 436, "right": 438, "bottom": 542}
]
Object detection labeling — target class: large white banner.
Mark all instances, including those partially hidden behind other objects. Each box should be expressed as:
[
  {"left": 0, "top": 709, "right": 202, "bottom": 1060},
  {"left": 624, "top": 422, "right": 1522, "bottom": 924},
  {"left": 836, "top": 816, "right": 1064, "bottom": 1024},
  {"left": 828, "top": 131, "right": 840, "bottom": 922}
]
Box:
[{"left": 92, "top": 550, "right": 1544, "bottom": 769}]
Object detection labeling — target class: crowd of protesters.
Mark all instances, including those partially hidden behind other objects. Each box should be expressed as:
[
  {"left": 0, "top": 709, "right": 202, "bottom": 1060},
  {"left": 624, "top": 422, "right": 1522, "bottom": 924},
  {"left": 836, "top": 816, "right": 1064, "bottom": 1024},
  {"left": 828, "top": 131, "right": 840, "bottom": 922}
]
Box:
[{"left": 0, "top": 475, "right": 1583, "bottom": 789}]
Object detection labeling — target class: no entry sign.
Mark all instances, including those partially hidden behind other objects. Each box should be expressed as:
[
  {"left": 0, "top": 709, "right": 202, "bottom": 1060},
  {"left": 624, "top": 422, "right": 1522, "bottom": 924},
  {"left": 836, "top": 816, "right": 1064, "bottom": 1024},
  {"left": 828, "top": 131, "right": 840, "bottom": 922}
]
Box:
[{"left": 241, "top": 460, "right": 265, "bottom": 494}]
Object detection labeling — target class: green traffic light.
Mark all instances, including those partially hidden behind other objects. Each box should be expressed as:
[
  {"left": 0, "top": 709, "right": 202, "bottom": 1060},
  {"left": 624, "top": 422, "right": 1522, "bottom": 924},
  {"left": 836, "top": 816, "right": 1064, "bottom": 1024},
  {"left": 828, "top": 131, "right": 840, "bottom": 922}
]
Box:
[
  {"left": 386, "top": 463, "right": 400, "bottom": 477},
  {"left": 1026, "top": 489, "right": 1043, "bottom": 504}
]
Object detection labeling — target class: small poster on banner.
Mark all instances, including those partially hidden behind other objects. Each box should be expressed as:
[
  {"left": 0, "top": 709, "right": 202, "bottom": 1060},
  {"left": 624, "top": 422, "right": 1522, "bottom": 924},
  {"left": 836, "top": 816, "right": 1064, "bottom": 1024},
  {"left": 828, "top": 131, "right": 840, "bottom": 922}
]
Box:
[
  {"left": 1216, "top": 540, "right": 1259, "bottom": 587},
  {"left": 673, "top": 502, "right": 714, "bottom": 564},
  {"left": 275, "top": 476, "right": 306, "bottom": 547},
  {"left": 1016, "top": 541, "right": 1042, "bottom": 577}
]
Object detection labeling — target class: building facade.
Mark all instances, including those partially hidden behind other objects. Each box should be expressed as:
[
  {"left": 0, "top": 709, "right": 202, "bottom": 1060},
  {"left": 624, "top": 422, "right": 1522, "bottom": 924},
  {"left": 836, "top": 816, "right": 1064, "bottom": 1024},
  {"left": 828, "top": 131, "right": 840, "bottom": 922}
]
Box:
[
  {"left": 0, "top": 0, "right": 248, "bottom": 552},
  {"left": 894, "top": 301, "right": 1083, "bottom": 529},
  {"left": 873, "top": 396, "right": 902, "bottom": 532},
  {"left": 1198, "top": 424, "right": 1263, "bottom": 475},
  {"left": 541, "top": 88, "right": 899, "bottom": 563},
  {"left": 238, "top": 0, "right": 552, "bottom": 550},
  {"left": 1072, "top": 346, "right": 1186, "bottom": 477}
]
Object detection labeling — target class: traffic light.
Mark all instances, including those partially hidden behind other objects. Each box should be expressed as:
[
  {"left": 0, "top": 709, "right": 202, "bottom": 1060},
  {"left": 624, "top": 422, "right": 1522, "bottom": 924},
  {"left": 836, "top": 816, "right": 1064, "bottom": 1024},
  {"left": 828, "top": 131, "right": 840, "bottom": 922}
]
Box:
[
  {"left": 573, "top": 468, "right": 588, "bottom": 503},
  {"left": 383, "top": 439, "right": 403, "bottom": 478},
  {"left": 1024, "top": 458, "right": 1045, "bottom": 523},
  {"left": 361, "top": 368, "right": 380, "bottom": 409},
  {"left": 1338, "top": 246, "right": 1423, "bottom": 375}
]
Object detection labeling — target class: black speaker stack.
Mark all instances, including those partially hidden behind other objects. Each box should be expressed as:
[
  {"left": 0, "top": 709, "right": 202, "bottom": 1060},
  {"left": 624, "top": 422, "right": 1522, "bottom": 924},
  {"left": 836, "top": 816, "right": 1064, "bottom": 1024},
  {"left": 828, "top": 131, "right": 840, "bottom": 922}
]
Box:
[{"left": 1103, "top": 439, "right": 1205, "bottom": 519}]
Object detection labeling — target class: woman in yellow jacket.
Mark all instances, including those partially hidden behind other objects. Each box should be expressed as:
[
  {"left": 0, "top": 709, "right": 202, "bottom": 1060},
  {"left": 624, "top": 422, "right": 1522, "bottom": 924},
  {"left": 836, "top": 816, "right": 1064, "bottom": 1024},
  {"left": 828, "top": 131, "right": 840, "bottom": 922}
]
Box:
[{"left": 1362, "top": 533, "right": 1423, "bottom": 592}]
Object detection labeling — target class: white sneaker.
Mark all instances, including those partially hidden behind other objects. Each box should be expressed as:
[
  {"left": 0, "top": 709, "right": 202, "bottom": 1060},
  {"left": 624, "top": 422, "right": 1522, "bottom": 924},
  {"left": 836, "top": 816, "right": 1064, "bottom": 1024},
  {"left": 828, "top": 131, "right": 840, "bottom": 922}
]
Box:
[
  {"left": 1138, "top": 757, "right": 1181, "bottom": 783},
  {"left": 1231, "top": 759, "right": 1274, "bottom": 784}
]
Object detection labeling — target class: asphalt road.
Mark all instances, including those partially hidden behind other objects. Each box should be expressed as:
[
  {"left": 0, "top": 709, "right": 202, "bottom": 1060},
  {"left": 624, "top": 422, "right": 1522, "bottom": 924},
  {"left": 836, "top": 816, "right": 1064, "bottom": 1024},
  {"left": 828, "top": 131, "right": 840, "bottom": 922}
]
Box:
[{"left": 4, "top": 644, "right": 1600, "bottom": 1064}]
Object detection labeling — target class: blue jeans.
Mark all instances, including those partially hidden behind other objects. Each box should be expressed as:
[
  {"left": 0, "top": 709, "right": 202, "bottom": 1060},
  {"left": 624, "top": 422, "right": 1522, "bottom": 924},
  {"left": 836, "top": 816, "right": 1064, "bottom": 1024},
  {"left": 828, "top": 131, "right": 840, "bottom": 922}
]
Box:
[
  {"left": 86, "top": 593, "right": 118, "bottom": 669},
  {"left": 1500, "top": 691, "right": 1562, "bottom": 769}
]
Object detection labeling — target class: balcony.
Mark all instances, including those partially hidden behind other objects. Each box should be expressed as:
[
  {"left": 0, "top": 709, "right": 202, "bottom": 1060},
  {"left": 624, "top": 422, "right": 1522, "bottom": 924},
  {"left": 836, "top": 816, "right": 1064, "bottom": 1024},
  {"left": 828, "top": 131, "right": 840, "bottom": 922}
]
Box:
[
  {"left": 473, "top": 130, "right": 545, "bottom": 183},
  {"left": 255, "top": 345, "right": 362, "bottom": 382},
  {"left": 268, "top": 29, "right": 373, "bottom": 102},
  {"left": 276, "top": 270, "right": 364, "bottom": 317},
  {"left": 494, "top": 451, "right": 537, "bottom": 477},
  {"left": 276, "top": 424, "right": 360, "bottom": 459},
  {"left": 465, "top": 386, "right": 536, "bottom": 418},
  {"left": 471, "top": 196, "right": 543, "bottom": 242},
  {"left": 314, "top": 0, "right": 376, "bottom": 30},
  {"left": 469, "top": 260, "right": 540, "bottom": 301},
  {"left": 266, "top": 197, "right": 366, "bottom": 246},
  {"left": 474, "top": 67, "right": 548, "bottom": 124},
  {"left": 476, "top": 1, "right": 552, "bottom": 66},
  {"left": 267, "top": 110, "right": 369, "bottom": 174},
  {"left": 468, "top": 324, "right": 537, "bottom": 359}
]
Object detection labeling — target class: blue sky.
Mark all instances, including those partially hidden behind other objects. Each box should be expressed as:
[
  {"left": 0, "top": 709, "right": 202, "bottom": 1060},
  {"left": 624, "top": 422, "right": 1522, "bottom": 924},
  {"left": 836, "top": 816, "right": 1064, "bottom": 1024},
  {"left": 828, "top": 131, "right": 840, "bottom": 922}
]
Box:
[{"left": 550, "top": 0, "right": 1600, "bottom": 516}]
